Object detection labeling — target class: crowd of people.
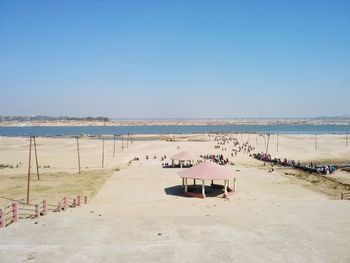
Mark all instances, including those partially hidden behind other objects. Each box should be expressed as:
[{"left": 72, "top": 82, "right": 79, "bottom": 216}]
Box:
[
  {"left": 252, "top": 152, "right": 337, "bottom": 175},
  {"left": 238, "top": 142, "right": 255, "bottom": 154},
  {"left": 162, "top": 162, "right": 193, "bottom": 168},
  {"left": 200, "top": 154, "right": 230, "bottom": 165}
]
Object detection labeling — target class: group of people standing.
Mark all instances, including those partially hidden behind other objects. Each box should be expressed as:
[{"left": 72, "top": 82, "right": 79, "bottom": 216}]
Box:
[{"left": 252, "top": 152, "right": 337, "bottom": 175}]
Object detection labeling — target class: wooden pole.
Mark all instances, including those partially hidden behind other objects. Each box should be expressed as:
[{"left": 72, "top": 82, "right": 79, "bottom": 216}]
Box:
[
  {"left": 277, "top": 133, "right": 279, "bottom": 153},
  {"left": 265, "top": 134, "right": 270, "bottom": 155},
  {"left": 102, "top": 137, "right": 105, "bottom": 168},
  {"left": 12, "top": 202, "right": 19, "bottom": 223},
  {"left": 26, "top": 137, "right": 33, "bottom": 204},
  {"left": 122, "top": 134, "right": 124, "bottom": 151},
  {"left": 315, "top": 134, "right": 318, "bottom": 152},
  {"left": 126, "top": 133, "right": 129, "bottom": 148},
  {"left": 33, "top": 136, "right": 40, "bottom": 180},
  {"left": 113, "top": 134, "right": 116, "bottom": 157},
  {"left": 201, "top": 180, "right": 205, "bottom": 197},
  {"left": 0, "top": 209, "right": 4, "bottom": 228},
  {"left": 76, "top": 136, "right": 81, "bottom": 174}
]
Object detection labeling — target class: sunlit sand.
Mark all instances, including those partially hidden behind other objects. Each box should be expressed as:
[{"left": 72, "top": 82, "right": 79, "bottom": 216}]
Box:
[{"left": 0, "top": 134, "right": 350, "bottom": 262}]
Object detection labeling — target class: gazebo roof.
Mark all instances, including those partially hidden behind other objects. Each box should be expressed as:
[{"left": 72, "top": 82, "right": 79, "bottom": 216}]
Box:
[
  {"left": 178, "top": 161, "right": 234, "bottom": 180},
  {"left": 170, "top": 151, "right": 195, "bottom": 161}
]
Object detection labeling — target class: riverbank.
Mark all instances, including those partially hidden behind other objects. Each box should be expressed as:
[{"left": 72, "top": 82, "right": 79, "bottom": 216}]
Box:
[
  {"left": 1, "top": 133, "right": 349, "bottom": 206},
  {"left": 1, "top": 117, "right": 350, "bottom": 127}
]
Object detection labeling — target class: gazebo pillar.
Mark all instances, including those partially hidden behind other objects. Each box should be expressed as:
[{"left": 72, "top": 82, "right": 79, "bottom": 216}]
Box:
[
  {"left": 224, "top": 180, "right": 228, "bottom": 195},
  {"left": 184, "top": 178, "right": 188, "bottom": 192},
  {"left": 172, "top": 160, "right": 174, "bottom": 167},
  {"left": 194, "top": 179, "right": 196, "bottom": 186},
  {"left": 201, "top": 180, "right": 205, "bottom": 198}
]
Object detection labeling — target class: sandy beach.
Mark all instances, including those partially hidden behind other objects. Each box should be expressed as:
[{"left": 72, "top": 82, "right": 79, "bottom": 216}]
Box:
[{"left": 0, "top": 133, "right": 350, "bottom": 262}]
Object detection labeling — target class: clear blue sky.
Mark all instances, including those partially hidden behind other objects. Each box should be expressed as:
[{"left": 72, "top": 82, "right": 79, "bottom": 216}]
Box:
[{"left": 1, "top": 0, "right": 349, "bottom": 118}]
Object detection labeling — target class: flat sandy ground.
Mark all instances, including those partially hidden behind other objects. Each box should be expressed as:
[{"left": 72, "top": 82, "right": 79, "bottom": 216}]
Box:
[{"left": 0, "top": 134, "right": 350, "bottom": 262}]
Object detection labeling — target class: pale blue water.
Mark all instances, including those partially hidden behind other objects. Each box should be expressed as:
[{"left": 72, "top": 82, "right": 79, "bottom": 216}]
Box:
[{"left": 0, "top": 125, "right": 349, "bottom": 137}]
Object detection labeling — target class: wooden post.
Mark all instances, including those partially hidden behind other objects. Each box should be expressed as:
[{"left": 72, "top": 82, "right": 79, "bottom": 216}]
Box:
[
  {"left": 102, "top": 137, "right": 105, "bottom": 168},
  {"left": 33, "top": 136, "right": 40, "bottom": 180},
  {"left": 193, "top": 179, "right": 196, "bottom": 186},
  {"left": 12, "top": 202, "right": 19, "bottom": 223},
  {"left": 277, "top": 133, "right": 279, "bottom": 153},
  {"left": 43, "top": 200, "right": 48, "bottom": 216},
  {"left": 26, "top": 137, "right": 32, "bottom": 204},
  {"left": 233, "top": 178, "right": 237, "bottom": 192},
  {"left": 201, "top": 180, "right": 205, "bottom": 198},
  {"left": 265, "top": 134, "right": 270, "bottom": 155},
  {"left": 126, "top": 133, "right": 129, "bottom": 148},
  {"left": 113, "top": 134, "right": 116, "bottom": 157},
  {"left": 35, "top": 204, "right": 40, "bottom": 218},
  {"left": 0, "top": 209, "right": 4, "bottom": 228},
  {"left": 63, "top": 197, "right": 67, "bottom": 210},
  {"left": 58, "top": 201, "right": 62, "bottom": 211},
  {"left": 122, "top": 134, "right": 124, "bottom": 151},
  {"left": 315, "top": 134, "right": 318, "bottom": 152},
  {"left": 256, "top": 133, "right": 258, "bottom": 145},
  {"left": 77, "top": 195, "right": 81, "bottom": 207},
  {"left": 84, "top": 196, "right": 88, "bottom": 204},
  {"left": 76, "top": 136, "right": 81, "bottom": 174}
]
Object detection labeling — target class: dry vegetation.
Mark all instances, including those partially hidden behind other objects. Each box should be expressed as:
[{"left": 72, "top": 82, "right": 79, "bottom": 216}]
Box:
[
  {"left": 275, "top": 167, "right": 349, "bottom": 199},
  {"left": 0, "top": 169, "right": 114, "bottom": 207}
]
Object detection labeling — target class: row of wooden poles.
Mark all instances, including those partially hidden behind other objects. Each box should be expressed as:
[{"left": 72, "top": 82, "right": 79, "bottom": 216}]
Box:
[
  {"left": 26, "top": 133, "right": 134, "bottom": 204},
  {"left": 0, "top": 195, "right": 87, "bottom": 228},
  {"left": 77, "top": 133, "right": 134, "bottom": 173}
]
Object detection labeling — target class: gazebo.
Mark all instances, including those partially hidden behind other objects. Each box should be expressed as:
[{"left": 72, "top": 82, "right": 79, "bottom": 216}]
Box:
[
  {"left": 178, "top": 161, "right": 236, "bottom": 198},
  {"left": 170, "top": 151, "right": 195, "bottom": 168}
]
